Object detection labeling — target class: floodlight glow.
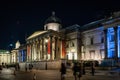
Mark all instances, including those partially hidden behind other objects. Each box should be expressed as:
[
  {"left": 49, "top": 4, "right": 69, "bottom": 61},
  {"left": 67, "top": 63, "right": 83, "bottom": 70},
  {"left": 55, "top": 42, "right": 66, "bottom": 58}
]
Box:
[
  {"left": 45, "top": 39, "right": 48, "bottom": 43},
  {"left": 118, "top": 26, "right": 120, "bottom": 58},
  {"left": 107, "top": 26, "right": 120, "bottom": 58},
  {"left": 6, "top": 51, "right": 9, "bottom": 53},
  {"left": 107, "top": 27, "right": 115, "bottom": 58}
]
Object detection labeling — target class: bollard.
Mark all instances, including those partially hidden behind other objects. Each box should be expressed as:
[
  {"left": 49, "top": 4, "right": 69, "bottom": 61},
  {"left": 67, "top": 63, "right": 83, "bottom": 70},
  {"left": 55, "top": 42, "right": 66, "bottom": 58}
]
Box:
[{"left": 33, "top": 73, "right": 36, "bottom": 80}]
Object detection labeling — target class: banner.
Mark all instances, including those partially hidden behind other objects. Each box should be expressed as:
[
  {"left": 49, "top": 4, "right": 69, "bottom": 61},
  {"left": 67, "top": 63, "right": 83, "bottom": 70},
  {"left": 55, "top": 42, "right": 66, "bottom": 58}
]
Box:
[{"left": 27, "top": 45, "right": 31, "bottom": 56}]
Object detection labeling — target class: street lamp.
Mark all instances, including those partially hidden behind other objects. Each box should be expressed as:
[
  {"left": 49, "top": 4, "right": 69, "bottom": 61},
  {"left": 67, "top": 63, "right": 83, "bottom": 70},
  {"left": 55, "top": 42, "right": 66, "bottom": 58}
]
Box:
[{"left": 45, "top": 39, "right": 48, "bottom": 70}]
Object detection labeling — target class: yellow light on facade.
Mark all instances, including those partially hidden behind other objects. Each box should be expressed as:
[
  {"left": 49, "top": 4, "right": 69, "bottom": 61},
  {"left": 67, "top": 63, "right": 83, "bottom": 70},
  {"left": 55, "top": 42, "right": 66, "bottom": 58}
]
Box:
[
  {"left": 6, "top": 51, "right": 9, "bottom": 53},
  {"left": 45, "top": 39, "right": 48, "bottom": 43}
]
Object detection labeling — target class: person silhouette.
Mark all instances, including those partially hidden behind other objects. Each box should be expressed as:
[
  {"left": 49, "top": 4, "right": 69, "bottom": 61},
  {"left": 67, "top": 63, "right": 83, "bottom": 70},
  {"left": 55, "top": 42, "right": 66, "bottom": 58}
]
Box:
[
  {"left": 60, "top": 63, "right": 67, "bottom": 80},
  {"left": 82, "top": 62, "right": 86, "bottom": 75},
  {"left": 91, "top": 62, "right": 95, "bottom": 76},
  {"left": 72, "top": 62, "right": 82, "bottom": 80}
]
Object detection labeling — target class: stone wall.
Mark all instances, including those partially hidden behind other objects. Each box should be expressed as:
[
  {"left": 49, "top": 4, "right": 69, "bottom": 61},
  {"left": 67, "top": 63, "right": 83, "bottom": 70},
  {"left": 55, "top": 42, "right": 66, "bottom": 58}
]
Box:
[{"left": 19, "top": 60, "right": 61, "bottom": 71}]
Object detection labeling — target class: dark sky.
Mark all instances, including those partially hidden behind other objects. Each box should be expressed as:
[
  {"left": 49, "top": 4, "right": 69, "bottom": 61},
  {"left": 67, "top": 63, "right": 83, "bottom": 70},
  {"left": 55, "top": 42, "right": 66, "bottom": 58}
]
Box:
[{"left": 0, "top": 0, "right": 120, "bottom": 49}]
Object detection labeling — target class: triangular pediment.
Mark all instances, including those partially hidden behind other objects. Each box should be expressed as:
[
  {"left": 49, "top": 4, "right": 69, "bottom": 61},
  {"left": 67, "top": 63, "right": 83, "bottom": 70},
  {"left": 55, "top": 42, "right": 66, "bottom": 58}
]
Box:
[{"left": 27, "top": 31, "right": 48, "bottom": 40}]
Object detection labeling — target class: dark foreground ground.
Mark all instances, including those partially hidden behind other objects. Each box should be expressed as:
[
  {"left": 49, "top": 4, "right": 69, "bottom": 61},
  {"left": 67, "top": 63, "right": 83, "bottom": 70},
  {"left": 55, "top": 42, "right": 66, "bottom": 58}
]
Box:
[{"left": 0, "top": 69, "right": 120, "bottom": 80}]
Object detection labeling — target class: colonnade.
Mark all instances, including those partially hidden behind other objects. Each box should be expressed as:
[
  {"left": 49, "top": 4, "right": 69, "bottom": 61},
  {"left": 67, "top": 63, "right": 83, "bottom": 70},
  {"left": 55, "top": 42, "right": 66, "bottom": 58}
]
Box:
[
  {"left": 104, "top": 26, "right": 119, "bottom": 62},
  {"left": 27, "top": 35, "right": 62, "bottom": 62}
]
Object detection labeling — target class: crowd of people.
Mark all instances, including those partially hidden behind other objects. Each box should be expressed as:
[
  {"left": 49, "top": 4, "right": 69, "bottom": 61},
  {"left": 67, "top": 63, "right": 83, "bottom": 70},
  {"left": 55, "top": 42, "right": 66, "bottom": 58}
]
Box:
[
  {"left": 0, "top": 62, "right": 8, "bottom": 69},
  {"left": 1, "top": 61, "right": 95, "bottom": 80},
  {"left": 0, "top": 62, "right": 33, "bottom": 72},
  {"left": 25, "top": 63, "right": 33, "bottom": 72},
  {"left": 60, "top": 61, "right": 95, "bottom": 80}
]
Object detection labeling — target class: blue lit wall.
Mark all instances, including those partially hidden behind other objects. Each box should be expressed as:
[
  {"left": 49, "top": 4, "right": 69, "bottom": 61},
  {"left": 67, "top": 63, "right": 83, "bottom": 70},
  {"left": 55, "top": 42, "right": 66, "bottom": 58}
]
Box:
[
  {"left": 118, "top": 26, "right": 120, "bottom": 58},
  {"left": 107, "top": 27, "right": 115, "bottom": 58},
  {"left": 19, "top": 50, "right": 26, "bottom": 62},
  {"left": 107, "top": 26, "right": 120, "bottom": 58},
  {"left": 18, "top": 51, "right": 21, "bottom": 62}
]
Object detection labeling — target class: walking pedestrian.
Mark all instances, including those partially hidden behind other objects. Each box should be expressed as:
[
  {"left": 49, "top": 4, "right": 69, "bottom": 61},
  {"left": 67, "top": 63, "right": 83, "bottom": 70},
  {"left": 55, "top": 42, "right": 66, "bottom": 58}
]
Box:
[
  {"left": 18, "top": 63, "right": 20, "bottom": 71},
  {"left": 29, "top": 64, "right": 31, "bottom": 71},
  {"left": 91, "top": 62, "right": 95, "bottom": 76},
  {"left": 25, "top": 63, "right": 27, "bottom": 72},
  {"left": 82, "top": 62, "right": 86, "bottom": 75},
  {"left": 72, "top": 62, "right": 82, "bottom": 80},
  {"left": 60, "top": 63, "right": 67, "bottom": 80},
  {"left": 33, "top": 73, "right": 36, "bottom": 80}
]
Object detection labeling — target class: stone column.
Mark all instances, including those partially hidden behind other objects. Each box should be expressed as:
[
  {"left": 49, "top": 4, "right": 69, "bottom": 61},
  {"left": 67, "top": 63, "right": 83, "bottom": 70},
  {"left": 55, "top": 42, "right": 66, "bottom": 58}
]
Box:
[
  {"left": 60, "top": 39, "right": 63, "bottom": 59},
  {"left": 35, "top": 40, "right": 39, "bottom": 61},
  {"left": 104, "top": 29, "right": 108, "bottom": 59},
  {"left": 77, "top": 39, "right": 81, "bottom": 60},
  {"left": 35, "top": 41, "right": 37, "bottom": 61},
  {"left": 39, "top": 39, "right": 42, "bottom": 60},
  {"left": 57, "top": 38, "right": 61, "bottom": 59},
  {"left": 38, "top": 39, "right": 41, "bottom": 60},
  {"left": 54, "top": 37, "right": 57, "bottom": 60},
  {"left": 42, "top": 38, "right": 44, "bottom": 60},
  {"left": 26, "top": 44, "right": 28, "bottom": 62},
  {"left": 15, "top": 51, "right": 17, "bottom": 63},
  {"left": 77, "top": 33, "right": 82, "bottom": 60},
  {"left": 30, "top": 43, "right": 33, "bottom": 62},
  {"left": 33, "top": 41, "right": 35, "bottom": 61},
  {"left": 29, "top": 44, "right": 31, "bottom": 62},
  {"left": 50, "top": 36, "right": 53, "bottom": 60},
  {"left": 44, "top": 38, "right": 48, "bottom": 60},
  {"left": 114, "top": 27, "right": 118, "bottom": 62}
]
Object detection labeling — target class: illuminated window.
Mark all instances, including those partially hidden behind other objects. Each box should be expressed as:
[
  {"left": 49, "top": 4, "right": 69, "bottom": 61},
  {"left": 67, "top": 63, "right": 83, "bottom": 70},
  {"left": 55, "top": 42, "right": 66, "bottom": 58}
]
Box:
[
  {"left": 90, "top": 50, "right": 95, "bottom": 59},
  {"left": 100, "top": 49, "right": 105, "bottom": 59}
]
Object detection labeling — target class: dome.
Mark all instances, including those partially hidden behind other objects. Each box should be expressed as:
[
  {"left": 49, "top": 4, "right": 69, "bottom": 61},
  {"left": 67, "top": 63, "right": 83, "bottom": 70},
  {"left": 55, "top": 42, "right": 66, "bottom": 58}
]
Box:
[{"left": 45, "top": 12, "right": 61, "bottom": 24}]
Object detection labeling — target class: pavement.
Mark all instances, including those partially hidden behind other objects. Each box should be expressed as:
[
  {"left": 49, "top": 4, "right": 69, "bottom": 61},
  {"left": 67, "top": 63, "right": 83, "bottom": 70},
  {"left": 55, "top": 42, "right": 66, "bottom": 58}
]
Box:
[
  {"left": 0, "top": 69, "right": 120, "bottom": 80},
  {"left": 66, "top": 69, "right": 120, "bottom": 80}
]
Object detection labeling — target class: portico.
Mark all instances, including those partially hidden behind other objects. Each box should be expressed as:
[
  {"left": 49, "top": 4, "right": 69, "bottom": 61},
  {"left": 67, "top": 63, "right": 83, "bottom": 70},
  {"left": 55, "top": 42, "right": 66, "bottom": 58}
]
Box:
[{"left": 26, "top": 12, "right": 66, "bottom": 62}]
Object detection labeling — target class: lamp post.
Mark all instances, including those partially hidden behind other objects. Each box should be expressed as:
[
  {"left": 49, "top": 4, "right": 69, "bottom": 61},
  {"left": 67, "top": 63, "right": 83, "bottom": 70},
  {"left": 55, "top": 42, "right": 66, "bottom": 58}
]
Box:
[{"left": 45, "top": 39, "right": 48, "bottom": 70}]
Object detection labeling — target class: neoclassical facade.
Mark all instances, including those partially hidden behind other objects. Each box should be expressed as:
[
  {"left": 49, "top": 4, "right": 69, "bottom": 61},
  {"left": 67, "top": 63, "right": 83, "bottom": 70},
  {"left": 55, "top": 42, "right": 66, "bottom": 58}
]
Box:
[
  {"left": 26, "top": 12, "right": 65, "bottom": 62},
  {"left": 103, "top": 12, "right": 120, "bottom": 63},
  {"left": 11, "top": 41, "right": 21, "bottom": 63},
  {"left": 25, "top": 11, "right": 120, "bottom": 64},
  {"left": 81, "top": 12, "right": 120, "bottom": 64},
  {"left": 82, "top": 27, "right": 104, "bottom": 62},
  {"left": 61, "top": 25, "right": 81, "bottom": 61},
  {"left": 0, "top": 50, "right": 10, "bottom": 64},
  {"left": 11, "top": 41, "right": 27, "bottom": 63}
]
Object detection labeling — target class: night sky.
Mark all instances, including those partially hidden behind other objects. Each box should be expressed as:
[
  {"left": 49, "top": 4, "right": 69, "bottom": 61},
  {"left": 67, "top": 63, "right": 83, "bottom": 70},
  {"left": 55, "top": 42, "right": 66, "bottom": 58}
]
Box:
[{"left": 0, "top": 0, "right": 120, "bottom": 50}]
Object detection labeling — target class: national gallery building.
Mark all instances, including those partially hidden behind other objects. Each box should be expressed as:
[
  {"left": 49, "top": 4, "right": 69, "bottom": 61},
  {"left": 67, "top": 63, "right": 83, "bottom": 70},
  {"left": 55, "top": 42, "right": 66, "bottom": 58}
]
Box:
[{"left": 25, "top": 11, "right": 120, "bottom": 64}]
